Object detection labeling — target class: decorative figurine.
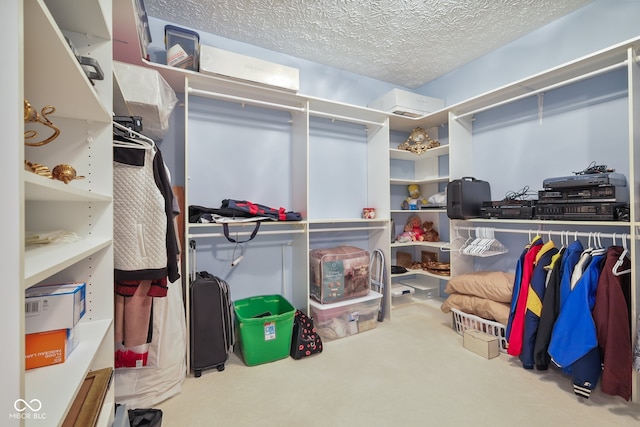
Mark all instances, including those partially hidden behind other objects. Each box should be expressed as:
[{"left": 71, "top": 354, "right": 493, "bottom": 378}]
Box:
[
  {"left": 402, "top": 184, "right": 427, "bottom": 210},
  {"left": 24, "top": 99, "right": 60, "bottom": 147},
  {"left": 398, "top": 127, "right": 440, "bottom": 155},
  {"left": 52, "top": 164, "right": 85, "bottom": 184}
]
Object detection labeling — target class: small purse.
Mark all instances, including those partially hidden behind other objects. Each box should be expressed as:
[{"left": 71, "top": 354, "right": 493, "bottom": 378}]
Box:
[
  {"left": 128, "top": 408, "right": 163, "bottom": 427},
  {"left": 290, "top": 310, "right": 323, "bottom": 359}
]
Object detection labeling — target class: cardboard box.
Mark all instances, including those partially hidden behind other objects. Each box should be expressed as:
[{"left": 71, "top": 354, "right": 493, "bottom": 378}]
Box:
[
  {"left": 368, "top": 88, "right": 444, "bottom": 118},
  {"left": 463, "top": 329, "right": 499, "bottom": 359},
  {"left": 25, "top": 282, "right": 86, "bottom": 334},
  {"left": 25, "top": 327, "right": 78, "bottom": 370},
  {"left": 199, "top": 44, "right": 300, "bottom": 91}
]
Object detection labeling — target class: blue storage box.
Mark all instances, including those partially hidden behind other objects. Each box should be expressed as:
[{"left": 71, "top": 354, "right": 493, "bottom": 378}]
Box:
[{"left": 164, "top": 25, "right": 200, "bottom": 71}]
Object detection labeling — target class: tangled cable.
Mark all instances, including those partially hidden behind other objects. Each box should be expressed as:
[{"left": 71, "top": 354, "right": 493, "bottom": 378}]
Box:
[
  {"left": 573, "top": 161, "right": 615, "bottom": 175},
  {"left": 503, "top": 185, "right": 537, "bottom": 201}
]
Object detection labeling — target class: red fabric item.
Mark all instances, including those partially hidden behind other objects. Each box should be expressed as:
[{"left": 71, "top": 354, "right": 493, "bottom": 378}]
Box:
[
  {"left": 593, "top": 246, "right": 632, "bottom": 400},
  {"left": 507, "top": 238, "right": 543, "bottom": 356},
  {"left": 115, "top": 277, "right": 168, "bottom": 297},
  {"left": 115, "top": 347, "right": 149, "bottom": 368}
]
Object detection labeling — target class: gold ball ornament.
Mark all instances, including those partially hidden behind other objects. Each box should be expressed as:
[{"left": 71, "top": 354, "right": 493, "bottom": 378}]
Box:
[{"left": 52, "top": 164, "right": 85, "bottom": 184}]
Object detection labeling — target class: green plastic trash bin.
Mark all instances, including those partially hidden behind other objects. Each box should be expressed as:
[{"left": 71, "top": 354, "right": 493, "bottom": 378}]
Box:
[{"left": 234, "top": 294, "right": 295, "bottom": 366}]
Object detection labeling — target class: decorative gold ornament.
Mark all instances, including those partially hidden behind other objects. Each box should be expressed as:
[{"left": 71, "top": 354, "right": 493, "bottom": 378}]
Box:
[
  {"left": 24, "top": 99, "right": 60, "bottom": 147},
  {"left": 52, "top": 164, "right": 85, "bottom": 184},
  {"left": 398, "top": 127, "right": 440, "bottom": 155},
  {"left": 24, "top": 160, "right": 53, "bottom": 179}
]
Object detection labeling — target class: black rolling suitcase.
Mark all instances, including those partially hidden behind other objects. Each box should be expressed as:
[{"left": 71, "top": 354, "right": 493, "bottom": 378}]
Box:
[
  {"left": 447, "top": 177, "right": 491, "bottom": 219},
  {"left": 189, "top": 241, "right": 234, "bottom": 378}
]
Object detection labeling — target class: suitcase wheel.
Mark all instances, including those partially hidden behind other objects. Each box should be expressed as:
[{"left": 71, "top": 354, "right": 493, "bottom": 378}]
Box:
[
  {"left": 194, "top": 369, "right": 202, "bottom": 378},
  {"left": 216, "top": 364, "right": 225, "bottom": 372}
]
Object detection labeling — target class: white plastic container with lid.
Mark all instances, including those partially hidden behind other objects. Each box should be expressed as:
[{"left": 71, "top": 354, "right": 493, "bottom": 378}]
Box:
[{"left": 309, "top": 291, "right": 382, "bottom": 341}]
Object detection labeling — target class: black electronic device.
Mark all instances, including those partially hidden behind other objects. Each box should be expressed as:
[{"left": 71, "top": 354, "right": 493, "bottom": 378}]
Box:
[
  {"left": 535, "top": 202, "right": 629, "bottom": 221},
  {"left": 542, "top": 172, "right": 626, "bottom": 189},
  {"left": 480, "top": 200, "right": 536, "bottom": 219},
  {"left": 538, "top": 185, "right": 629, "bottom": 204}
]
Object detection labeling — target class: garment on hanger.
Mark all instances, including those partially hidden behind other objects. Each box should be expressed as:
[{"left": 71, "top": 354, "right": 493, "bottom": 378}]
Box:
[
  {"left": 505, "top": 245, "right": 528, "bottom": 341},
  {"left": 549, "top": 250, "right": 606, "bottom": 398},
  {"left": 113, "top": 126, "right": 180, "bottom": 369},
  {"left": 592, "top": 245, "right": 632, "bottom": 400},
  {"left": 520, "top": 239, "right": 558, "bottom": 369},
  {"left": 532, "top": 246, "right": 565, "bottom": 370},
  {"left": 507, "top": 235, "right": 543, "bottom": 357},
  {"left": 113, "top": 144, "right": 179, "bottom": 283},
  {"left": 558, "top": 239, "right": 585, "bottom": 312}
]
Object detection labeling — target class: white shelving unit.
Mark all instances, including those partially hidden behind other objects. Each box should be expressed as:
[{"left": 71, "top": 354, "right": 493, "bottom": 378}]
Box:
[
  {"left": 389, "top": 135, "right": 451, "bottom": 308},
  {"left": 180, "top": 76, "right": 391, "bottom": 371},
  {"left": 389, "top": 36, "right": 640, "bottom": 403},
  {"left": 2, "top": 0, "right": 115, "bottom": 425},
  {"left": 113, "top": 0, "right": 394, "bottom": 375}
]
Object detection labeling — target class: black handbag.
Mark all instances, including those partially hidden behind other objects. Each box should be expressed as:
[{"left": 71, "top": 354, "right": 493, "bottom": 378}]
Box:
[
  {"left": 128, "top": 408, "right": 163, "bottom": 427},
  {"left": 290, "top": 310, "right": 323, "bottom": 359}
]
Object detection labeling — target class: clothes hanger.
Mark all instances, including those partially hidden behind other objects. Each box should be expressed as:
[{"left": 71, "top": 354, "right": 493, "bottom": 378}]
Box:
[
  {"left": 559, "top": 230, "right": 567, "bottom": 251},
  {"left": 113, "top": 120, "right": 155, "bottom": 149},
  {"left": 459, "top": 228, "right": 475, "bottom": 254},
  {"left": 463, "top": 227, "right": 485, "bottom": 255},
  {"left": 442, "top": 227, "right": 466, "bottom": 252},
  {"left": 612, "top": 233, "right": 631, "bottom": 276},
  {"left": 592, "top": 232, "right": 606, "bottom": 256}
]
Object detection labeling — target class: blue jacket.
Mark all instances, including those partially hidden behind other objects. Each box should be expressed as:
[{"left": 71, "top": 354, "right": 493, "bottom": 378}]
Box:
[{"left": 549, "top": 250, "right": 605, "bottom": 368}]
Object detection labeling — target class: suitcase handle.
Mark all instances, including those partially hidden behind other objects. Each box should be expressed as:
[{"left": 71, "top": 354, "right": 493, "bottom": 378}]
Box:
[{"left": 189, "top": 239, "right": 197, "bottom": 282}]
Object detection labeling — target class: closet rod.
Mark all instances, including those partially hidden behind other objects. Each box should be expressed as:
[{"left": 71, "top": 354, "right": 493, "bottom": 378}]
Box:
[
  {"left": 309, "top": 109, "right": 385, "bottom": 128},
  {"left": 187, "top": 87, "right": 305, "bottom": 113},
  {"left": 309, "top": 226, "right": 387, "bottom": 233},
  {"left": 454, "top": 60, "right": 628, "bottom": 119},
  {"left": 454, "top": 226, "right": 632, "bottom": 240},
  {"left": 188, "top": 229, "right": 306, "bottom": 239}
]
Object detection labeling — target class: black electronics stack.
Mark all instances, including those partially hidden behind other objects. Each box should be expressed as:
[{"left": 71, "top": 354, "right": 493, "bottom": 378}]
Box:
[
  {"left": 535, "top": 172, "right": 629, "bottom": 221},
  {"left": 480, "top": 172, "right": 630, "bottom": 221}
]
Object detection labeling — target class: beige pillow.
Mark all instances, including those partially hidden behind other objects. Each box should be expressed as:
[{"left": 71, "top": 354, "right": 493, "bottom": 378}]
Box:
[
  {"left": 444, "top": 271, "right": 515, "bottom": 303},
  {"left": 440, "top": 293, "right": 510, "bottom": 325}
]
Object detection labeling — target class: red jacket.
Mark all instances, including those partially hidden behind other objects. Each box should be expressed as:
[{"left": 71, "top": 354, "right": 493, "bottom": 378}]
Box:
[{"left": 507, "top": 237, "right": 543, "bottom": 356}]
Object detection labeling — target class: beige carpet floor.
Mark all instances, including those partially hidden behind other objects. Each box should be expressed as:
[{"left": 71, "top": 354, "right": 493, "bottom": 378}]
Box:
[{"left": 156, "top": 301, "right": 640, "bottom": 426}]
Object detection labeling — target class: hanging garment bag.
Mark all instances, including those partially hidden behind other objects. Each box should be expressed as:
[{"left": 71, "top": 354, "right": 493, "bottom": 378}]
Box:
[{"left": 189, "top": 240, "right": 234, "bottom": 377}]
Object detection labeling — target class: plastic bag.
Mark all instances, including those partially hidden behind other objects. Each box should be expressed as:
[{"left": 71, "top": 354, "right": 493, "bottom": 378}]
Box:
[{"left": 114, "top": 61, "right": 178, "bottom": 140}]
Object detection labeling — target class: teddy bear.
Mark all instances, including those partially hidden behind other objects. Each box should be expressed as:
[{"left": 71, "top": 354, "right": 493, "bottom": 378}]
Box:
[
  {"left": 402, "top": 184, "right": 427, "bottom": 210},
  {"left": 422, "top": 221, "right": 439, "bottom": 242}
]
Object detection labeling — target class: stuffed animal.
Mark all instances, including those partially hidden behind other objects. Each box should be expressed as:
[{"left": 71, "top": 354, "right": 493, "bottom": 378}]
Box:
[
  {"left": 395, "top": 224, "right": 416, "bottom": 243},
  {"left": 422, "top": 221, "right": 440, "bottom": 242},
  {"left": 402, "top": 184, "right": 427, "bottom": 210},
  {"left": 395, "top": 214, "right": 426, "bottom": 242}
]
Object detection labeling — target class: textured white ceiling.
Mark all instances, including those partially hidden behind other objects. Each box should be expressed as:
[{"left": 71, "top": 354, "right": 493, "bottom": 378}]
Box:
[{"left": 144, "top": 0, "right": 594, "bottom": 88}]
